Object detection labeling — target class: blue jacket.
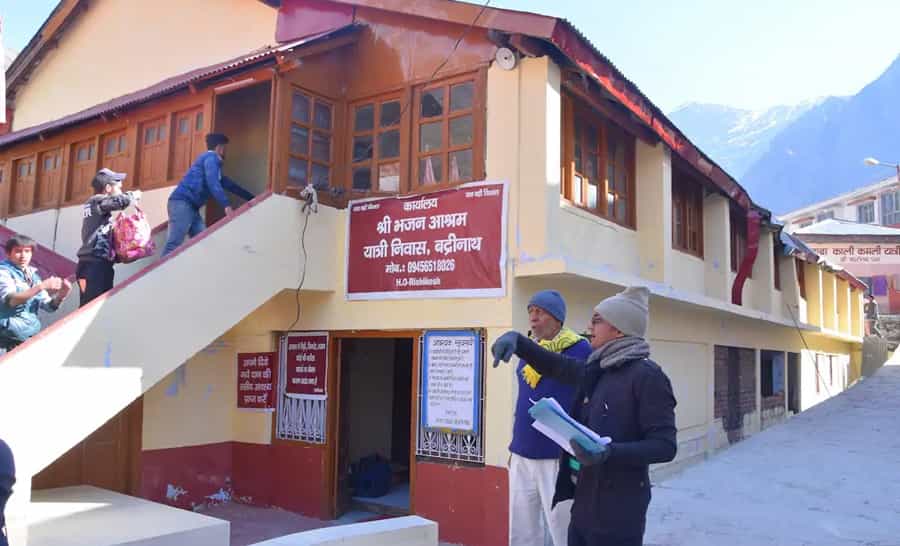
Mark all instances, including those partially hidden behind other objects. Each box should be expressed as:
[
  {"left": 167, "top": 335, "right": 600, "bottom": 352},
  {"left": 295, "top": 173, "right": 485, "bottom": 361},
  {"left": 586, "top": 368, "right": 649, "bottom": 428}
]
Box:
[
  {"left": 0, "top": 260, "right": 58, "bottom": 343},
  {"left": 169, "top": 151, "right": 255, "bottom": 210},
  {"left": 509, "top": 335, "right": 592, "bottom": 459}
]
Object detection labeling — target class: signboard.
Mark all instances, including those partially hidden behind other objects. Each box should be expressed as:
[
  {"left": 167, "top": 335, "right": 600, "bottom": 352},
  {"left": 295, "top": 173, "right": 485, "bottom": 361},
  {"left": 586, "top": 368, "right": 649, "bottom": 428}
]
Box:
[
  {"left": 283, "top": 332, "right": 328, "bottom": 398},
  {"left": 346, "top": 181, "right": 508, "bottom": 300},
  {"left": 808, "top": 243, "right": 900, "bottom": 265},
  {"left": 421, "top": 330, "right": 482, "bottom": 434},
  {"left": 237, "top": 352, "right": 276, "bottom": 410}
]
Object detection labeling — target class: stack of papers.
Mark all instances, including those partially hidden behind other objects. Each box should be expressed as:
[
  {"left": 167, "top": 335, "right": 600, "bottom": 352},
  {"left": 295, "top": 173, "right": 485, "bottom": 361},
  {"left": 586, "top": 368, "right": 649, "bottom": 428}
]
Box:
[{"left": 528, "top": 397, "right": 611, "bottom": 456}]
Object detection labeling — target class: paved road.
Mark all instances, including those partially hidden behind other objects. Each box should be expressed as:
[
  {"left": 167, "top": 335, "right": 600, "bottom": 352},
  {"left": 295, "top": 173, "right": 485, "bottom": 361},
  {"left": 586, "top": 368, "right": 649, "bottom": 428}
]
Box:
[{"left": 645, "top": 359, "right": 900, "bottom": 546}]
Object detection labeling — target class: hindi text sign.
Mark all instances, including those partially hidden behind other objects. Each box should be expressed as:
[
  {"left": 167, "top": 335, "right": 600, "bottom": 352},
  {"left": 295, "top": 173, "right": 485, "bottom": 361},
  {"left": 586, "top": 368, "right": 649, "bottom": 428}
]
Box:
[
  {"left": 284, "top": 332, "right": 328, "bottom": 398},
  {"left": 422, "top": 330, "right": 481, "bottom": 434},
  {"left": 237, "top": 352, "right": 276, "bottom": 410}
]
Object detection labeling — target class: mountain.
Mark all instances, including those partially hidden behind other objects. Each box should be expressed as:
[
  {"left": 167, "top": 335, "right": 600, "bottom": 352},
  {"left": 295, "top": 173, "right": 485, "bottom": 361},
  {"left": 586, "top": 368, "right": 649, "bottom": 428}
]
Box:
[
  {"left": 740, "top": 55, "right": 900, "bottom": 214},
  {"left": 669, "top": 100, "right": 820, "bottom": 180}
]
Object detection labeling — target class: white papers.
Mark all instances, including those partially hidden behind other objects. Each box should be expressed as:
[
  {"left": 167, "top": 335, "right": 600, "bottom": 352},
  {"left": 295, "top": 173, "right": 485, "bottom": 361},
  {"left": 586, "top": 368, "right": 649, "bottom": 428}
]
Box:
[{"left": 528, "top": 397, "right": 611, "bottom": 456}]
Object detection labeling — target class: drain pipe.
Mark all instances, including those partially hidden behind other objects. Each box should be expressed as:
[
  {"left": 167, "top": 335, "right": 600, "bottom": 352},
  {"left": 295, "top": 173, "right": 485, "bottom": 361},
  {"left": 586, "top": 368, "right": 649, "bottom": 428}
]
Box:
[{"left": 731, "top": 209, "right": 762, "bottom": 305}]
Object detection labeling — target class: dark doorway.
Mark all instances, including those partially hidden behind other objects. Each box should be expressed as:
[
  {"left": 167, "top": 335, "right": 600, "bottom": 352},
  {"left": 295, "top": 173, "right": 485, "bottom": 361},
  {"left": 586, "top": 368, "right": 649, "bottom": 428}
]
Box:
[
  {"left": 787, "top": 352, "right": 801, "bottom": 413},
  {"left": 336, "top": 337, "right": 414, "bottom": 518}
]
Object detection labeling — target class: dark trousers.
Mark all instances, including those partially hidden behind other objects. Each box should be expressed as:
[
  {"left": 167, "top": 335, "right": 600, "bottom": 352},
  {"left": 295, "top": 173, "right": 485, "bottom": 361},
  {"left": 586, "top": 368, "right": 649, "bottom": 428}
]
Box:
[
  {"left": 568, "top": 522, "right": 644, "bottom": 546},
  {"left": 76, "top": 260, "right": 115, "bottom": 307}
]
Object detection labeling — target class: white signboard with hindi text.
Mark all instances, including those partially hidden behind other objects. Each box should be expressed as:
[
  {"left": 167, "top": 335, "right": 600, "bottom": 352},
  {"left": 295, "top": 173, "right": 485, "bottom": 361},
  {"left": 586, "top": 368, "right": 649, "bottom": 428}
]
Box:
[{"left": 421, "top": 330, "right": 482, "bottom": 434}]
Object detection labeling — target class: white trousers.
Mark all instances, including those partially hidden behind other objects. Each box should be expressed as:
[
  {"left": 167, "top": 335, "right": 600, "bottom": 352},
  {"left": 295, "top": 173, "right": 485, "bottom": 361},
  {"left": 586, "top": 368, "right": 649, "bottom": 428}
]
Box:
[{"left": 509, "top": 453, "right": 572, "bottom": 546}]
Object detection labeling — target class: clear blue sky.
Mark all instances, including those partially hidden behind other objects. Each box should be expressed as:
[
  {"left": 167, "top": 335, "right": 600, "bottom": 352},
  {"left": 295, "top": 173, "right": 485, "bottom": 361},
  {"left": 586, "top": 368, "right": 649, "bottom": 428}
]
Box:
[{"left": 3, "top": 0, "right": 900, "bottom": 112}]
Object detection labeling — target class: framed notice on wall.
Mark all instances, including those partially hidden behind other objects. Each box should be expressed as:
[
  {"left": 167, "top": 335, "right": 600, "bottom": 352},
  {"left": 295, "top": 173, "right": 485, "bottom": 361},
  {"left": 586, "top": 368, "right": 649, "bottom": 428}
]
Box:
[
  {"left": 420, "top": 330, "right": 483, "bottom": 434},
  {"left": 237, "top": 352, "right": 276, "bottom": 410},
  {"left": 283, "top": 332, "right": 328, "bottom": 399},
  {"left": 346, "top": 180, "right": 508, "bottom": 300}
]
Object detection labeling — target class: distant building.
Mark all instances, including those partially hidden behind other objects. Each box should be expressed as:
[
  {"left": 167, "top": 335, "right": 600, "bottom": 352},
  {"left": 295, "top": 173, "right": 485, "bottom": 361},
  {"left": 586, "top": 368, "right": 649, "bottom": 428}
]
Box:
[
  {"left": 780, "top": 175, "right": 900, "bottom": 231},
  {"left": 792, "top": 218, "right": 900, "bottom": 313}
]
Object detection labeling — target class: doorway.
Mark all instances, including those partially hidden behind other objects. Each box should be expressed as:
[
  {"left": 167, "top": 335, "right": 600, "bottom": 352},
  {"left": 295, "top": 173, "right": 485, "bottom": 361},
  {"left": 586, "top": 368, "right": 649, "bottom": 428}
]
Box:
[
  {"left": 335, "top": 337, "right": 415, "bottom": 518},
  {"left": 207, "top": 80, "right": 272, "bottom": 225},
  {"left": 787, "top": 352, "right": 801, "bottom": 413}
]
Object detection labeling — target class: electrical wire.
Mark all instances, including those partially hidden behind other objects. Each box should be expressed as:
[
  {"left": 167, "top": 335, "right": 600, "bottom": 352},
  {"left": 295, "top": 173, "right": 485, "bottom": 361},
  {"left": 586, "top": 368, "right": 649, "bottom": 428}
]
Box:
[
  {"left": 784, "top": 301, "right": 833, "bottom": 397},
  {"left": 287, "top": 201, "right": 311, "bottom": 332}
]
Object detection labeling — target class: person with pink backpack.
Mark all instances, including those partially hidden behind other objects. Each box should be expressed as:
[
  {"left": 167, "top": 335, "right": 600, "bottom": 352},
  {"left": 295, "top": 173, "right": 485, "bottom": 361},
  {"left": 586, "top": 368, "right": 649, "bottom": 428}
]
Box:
[{"left": 75, "top": 168, "right": 142, "bottom": 306}]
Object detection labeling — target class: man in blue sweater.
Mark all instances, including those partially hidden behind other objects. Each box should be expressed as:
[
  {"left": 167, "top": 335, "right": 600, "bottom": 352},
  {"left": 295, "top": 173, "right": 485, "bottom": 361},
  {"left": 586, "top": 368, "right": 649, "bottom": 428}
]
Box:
[
  {"left": 161, "top": 133, "right": 255, "bottom": 257},
  {"left": 509, "top": 290, "right": 592, "bottom": 546}
]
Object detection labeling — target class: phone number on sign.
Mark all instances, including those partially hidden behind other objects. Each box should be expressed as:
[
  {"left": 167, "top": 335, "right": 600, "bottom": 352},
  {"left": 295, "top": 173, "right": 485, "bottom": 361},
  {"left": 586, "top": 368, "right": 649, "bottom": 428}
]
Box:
[{"left": 407, "top": 259, "right": 456, "bottom": 274}]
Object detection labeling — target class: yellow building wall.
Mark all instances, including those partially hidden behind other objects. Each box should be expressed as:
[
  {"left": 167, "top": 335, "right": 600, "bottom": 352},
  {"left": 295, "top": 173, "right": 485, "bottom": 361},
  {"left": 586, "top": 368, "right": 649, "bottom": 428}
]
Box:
[
  {"left": 13, "top": 0, "right": 277, "bottom": 130},
  {"left": 670, "top": 251, "right": 706, "bottom": 295}
]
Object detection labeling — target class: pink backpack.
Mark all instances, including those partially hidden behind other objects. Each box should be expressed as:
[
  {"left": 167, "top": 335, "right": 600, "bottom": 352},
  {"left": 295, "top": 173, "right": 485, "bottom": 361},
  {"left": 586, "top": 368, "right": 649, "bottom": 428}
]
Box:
[{"left": 113, "top": 206, "right": 156, "bottom": 263}]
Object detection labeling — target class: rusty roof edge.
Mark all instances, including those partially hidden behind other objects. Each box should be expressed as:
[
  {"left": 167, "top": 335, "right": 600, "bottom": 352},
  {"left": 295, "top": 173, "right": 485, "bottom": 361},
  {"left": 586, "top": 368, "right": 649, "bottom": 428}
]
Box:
[{"left": 0, "top": 24, "right": 361, "bottom": 150}]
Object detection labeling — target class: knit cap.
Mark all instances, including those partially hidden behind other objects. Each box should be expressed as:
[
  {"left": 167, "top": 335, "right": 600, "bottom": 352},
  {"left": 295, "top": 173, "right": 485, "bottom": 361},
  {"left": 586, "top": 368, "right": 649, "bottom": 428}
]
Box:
[
  {"left": 528, "top": 290, "right": 566, "bottom": 323},
  {"left": 593, "top": 286, "right": 650, "bottom": 337}
]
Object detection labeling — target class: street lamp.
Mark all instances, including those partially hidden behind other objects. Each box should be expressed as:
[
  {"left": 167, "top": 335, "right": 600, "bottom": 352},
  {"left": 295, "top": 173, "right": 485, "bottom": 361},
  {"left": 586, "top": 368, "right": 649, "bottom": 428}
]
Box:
[{"left": 863, "top": 157, "right": 900, "bottom": 179}]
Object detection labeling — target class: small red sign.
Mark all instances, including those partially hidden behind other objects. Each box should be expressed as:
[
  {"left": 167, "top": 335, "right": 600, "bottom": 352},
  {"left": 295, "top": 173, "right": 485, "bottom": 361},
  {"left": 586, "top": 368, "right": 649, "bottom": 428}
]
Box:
[
  {"left": 284, "top": 332, "right": 328, "bottom": 397},
  {"left": 237, "top": 352, "right": 276, "bottom": 409},
  {"left": 346, "top": 181, "right": 508, "bottom": 300}
]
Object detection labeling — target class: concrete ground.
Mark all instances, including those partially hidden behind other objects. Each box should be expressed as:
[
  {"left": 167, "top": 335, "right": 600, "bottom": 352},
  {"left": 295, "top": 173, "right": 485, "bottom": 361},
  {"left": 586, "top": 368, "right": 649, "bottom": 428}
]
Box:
[{"left": 645, "top": 359, "right": 900, "bottom": 546}]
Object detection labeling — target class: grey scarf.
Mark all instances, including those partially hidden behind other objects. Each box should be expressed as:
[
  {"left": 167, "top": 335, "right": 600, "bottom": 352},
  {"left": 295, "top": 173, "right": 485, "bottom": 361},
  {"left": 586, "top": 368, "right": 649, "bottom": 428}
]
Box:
[{"left": 586, "top": 336, "right": 651, "bottom": 369}]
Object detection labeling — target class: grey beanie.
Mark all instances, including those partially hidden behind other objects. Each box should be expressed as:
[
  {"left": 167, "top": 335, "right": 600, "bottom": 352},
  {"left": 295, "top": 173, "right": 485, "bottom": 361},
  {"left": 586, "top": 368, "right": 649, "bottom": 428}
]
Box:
[{"left": 593, "top": 286, "right": 650, "bottom": 338}]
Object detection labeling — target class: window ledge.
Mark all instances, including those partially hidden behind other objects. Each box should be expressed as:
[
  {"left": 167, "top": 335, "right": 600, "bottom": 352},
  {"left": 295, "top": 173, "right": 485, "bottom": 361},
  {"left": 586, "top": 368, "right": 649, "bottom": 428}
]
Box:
[{"left": 560, "top": 198, "right": 635, "bottom": 233}]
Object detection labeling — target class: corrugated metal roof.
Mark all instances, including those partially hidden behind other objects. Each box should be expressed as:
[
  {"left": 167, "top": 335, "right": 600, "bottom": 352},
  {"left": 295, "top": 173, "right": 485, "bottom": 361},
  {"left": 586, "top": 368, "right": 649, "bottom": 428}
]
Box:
[{"left": 0, "top": 24, "right": 359, "bottom": 150}]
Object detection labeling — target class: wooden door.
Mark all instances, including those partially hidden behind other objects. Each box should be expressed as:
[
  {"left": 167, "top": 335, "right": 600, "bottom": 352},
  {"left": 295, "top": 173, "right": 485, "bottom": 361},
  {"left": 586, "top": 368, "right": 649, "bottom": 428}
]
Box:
[
  {"left": 139, "top": 118, "right": 169, "bottom": 188},
  {"left": 32, "top": 397, "right": 143, "bottom": 494},
  {"left": 37, "top": 149, "right": 63, "bottom": 208},
  {"left": 12, "top": 157, "right": 36, "bottom": 214},
  {"left": 334, "top": 339, "right": 353, "bottom": 517},
  {"left": 171, "top": 107, "right": 206, "bottom": 179}
]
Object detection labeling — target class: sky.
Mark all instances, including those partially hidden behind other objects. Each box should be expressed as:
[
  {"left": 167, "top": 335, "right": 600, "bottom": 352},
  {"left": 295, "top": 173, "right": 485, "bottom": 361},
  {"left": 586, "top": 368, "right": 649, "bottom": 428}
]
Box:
[{"left": 2, "top": 0, "right": 900, "bottom": 113}]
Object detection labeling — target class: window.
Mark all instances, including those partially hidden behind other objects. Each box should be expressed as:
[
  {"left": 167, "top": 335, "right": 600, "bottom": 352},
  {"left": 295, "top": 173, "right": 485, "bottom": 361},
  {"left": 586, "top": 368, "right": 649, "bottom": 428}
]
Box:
[
  {"left": 760, "top": 351, "right": 784, "bottom": 397},
  {"left": 797, "top": 221, "right": 812, "bottom": 229},
  {"left": 797, "top": 258, "right": 806, "bottom": 299},
  {"left": 815, "top": 210, "right": 834, "bottom": 222},
  {"left": 37, "top": 149, "right": 63, "bottom": 207},
  {"left": 730, "top": 208, "right": 747, "bottom": 273},
  {"left": 139, "top": 117, "right": 169, "bottom": 188},
  {"left": 101, "top": 130, "right": 129, "bottom": 175},
  {"left": 287, "top": 89, "right": 332, "bottom": 191},
  {"left": 672, "top": 170, "right": 704, "bottom": 256},
  {"left": 171, "top": 107, "right": 205, "bottom": 179},
  {"left": 773, "top": 236, "right": 781, "bottom": 290},
  {"left": 561, "top": 94, "right": 636, "bottom": 227},
  {"left": 12, "top": 156, "right": 36, "bottom": 214},
  {"left": 880, "top": 190, "right": 900, "bottom": 226},
  {"left": 350, "top": 96, "right": 402, "bottom": 193},
  {"left": 68, "top": 138, "right": 98, "bottom": 202},
  {"left": 857, "top": 201, "right": 875, "bottom": 223},
  {"left": 413, "top": 77, "right": 479, "bottom": 187}
]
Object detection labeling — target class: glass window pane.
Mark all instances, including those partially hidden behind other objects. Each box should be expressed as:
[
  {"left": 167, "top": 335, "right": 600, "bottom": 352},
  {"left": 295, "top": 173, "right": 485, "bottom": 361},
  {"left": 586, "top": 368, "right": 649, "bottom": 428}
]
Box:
[
  {"left": 419, "top": 155, "right": 443, "bottom": 185},
  {"left": 355, "top": 104, "right": 374, "bottom": 132},
  {"left": 421, "top": 88, "right": 444, "bottom": 118},
  {"left": 380, "top": 100, "right": 401, "bottom": 127},
  {"left": 158, "top": 126, "right": 167, "bottom": 141},
  {"left": 607, "top": 192, "right": 615, "bottom": 213},
  {"left": 585, "top": 155, "right": 597, "bottom": 182},
  {"left": 196, "top": 112, "right": 204, "bottom": 132},
  {"left": 450, "top": 81, "right": 474, "bottom": 112},
  {"left": 292, "top": 92, "right": 310, "bottom": 123},
  {"left": 353, "top": 135, "right": 373, "bottom": 163},
  {"left": 311, "top": 163, "right": 330, "bottom": 190},
  {"left": 449, "top": 149, "right": 472, "bottom": 182},
  {"left": 118, "top": 135, "right": 127, "bottom": 153},
  {"left": 587, "top": 183, "right": 598, "bottom": 209},
  {"left": 314, "top": 102, "right": 332, "bottom": 130},
  {"left": 89, "top": 143, "right": 96, "bottom": 159},
  {"left": 449, "top": 115, "right": 473, "bottom": 147},
  {"left": 179, "top": 118, "right": 190, "bottom": 135},
  {"left": 44, "top": 157, "right": 53, "bottom": 171},
  {"left": 607, "top": 164, "right": 616, "bottom": 192},
  {"left": 586, "top": 125, "right": 598, "bottom": 153},
  {"left": 616, "top": 198, "right": 628, "bottom": 222},
  {"left": 77, "top": 147, "right": 87, "bottom": 162},
  {"left": 106, "top": 138, "right": 117, "bottom": 156},
  {"left": 290, "top": 125, "right": 309, "bottom": 156},
  {"left": 378, "top": 162, "right": 400, "bottom": 192},
  {"left": 352, "top": 167, "right": 371, "bottom": 190},
  {"left": 420, "top": 121, "right": 442, "bottom": 152},
  {"left": 572, "top": 174, "right": 583, "bottom": 204},
  {"left": 312, "top": 131, "right": 330, "bottom": 162},
  {"left": 378, "top": 130, "right": 400, "bottom": 159},
  {"left": 144, "top": 127, "right": 156, "bottom": 145},
  {"left": 288, "top": 157, "right": 308, "bottom": 186}
]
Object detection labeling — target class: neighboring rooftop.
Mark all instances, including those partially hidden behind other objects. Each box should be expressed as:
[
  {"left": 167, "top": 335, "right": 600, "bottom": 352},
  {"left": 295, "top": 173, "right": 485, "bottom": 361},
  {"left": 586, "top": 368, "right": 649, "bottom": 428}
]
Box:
[
  {"left": 793, "top": 218, "right": 900, "bottom": 237},
  {"left": 779, "top": 175, "right": 900, "bottom": 221}
]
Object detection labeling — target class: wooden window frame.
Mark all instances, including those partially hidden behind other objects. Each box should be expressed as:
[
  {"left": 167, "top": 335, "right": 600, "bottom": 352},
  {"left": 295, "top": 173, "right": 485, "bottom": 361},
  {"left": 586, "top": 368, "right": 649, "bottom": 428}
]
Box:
[
  {"left": 797, "top": 258, "right": 807, "bottom": 299},
  {"left": 286, "top": 86, "right": 335, "bottom": 193},
  {"left": 561, "top": 93, "right": 636, "bottom": 229},
  {"left": 169, "top": 106, "right": 206, "bottom": 181},
  {"left": 773, "top": 236, "right": 781, "bottom": 291},
  {"left": 411, "top": 71, "right": 485, "bottom": 191},
  {"left": 348, "top": 92, "right": 408, "bottom": 195},
  {"left": 67, "top": 137, "right": 100, "bottom": 204},
  {"left": 11, "top": 155, "right": 37, "bottom": 214},
  {"left": 36, "top": 148, "right": 64, "bottom": 209},
  {"left": 137, "top": 116, "right": 170, "bottom": 190},
  {"left": 672, "top": 169, "right": 704, "bottom": 258}
]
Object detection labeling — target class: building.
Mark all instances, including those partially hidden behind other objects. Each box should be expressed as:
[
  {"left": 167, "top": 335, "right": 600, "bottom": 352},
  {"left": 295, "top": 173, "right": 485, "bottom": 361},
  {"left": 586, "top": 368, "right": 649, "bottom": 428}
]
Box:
[
  {"left": 0, "top": 2, "right": 870, "bottom": 545},
  {"left": 780, "top": 175, "right": 900, "bottom": 231},
  {"left": 793, "top": 218, "right": 900, "bottom": 314}
]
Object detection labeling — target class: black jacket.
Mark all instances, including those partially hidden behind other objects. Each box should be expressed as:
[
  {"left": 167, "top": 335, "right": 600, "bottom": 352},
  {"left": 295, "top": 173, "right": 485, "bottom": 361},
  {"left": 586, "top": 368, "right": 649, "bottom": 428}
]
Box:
[
  {"left": 77, "top": 193, "right": 134, "bottom": 263},
  {"left": 514, "top": 335, "right": 677, "bottom": 541},
  {"left": 0, "top": 438, "right": 14, "bottom": 546}
]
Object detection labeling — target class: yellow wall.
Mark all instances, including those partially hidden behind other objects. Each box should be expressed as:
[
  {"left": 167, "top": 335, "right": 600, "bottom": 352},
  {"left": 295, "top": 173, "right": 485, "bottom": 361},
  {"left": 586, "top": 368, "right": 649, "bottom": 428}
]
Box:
[
  {"left": 671, "top": 251, "right": 706, "bottom": 295},
  {"left": 703, "top": 194, "right": 731, "bottom": 301},
  {"left": 13, "top": 0, "right": 277, "bottom": 130}
]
